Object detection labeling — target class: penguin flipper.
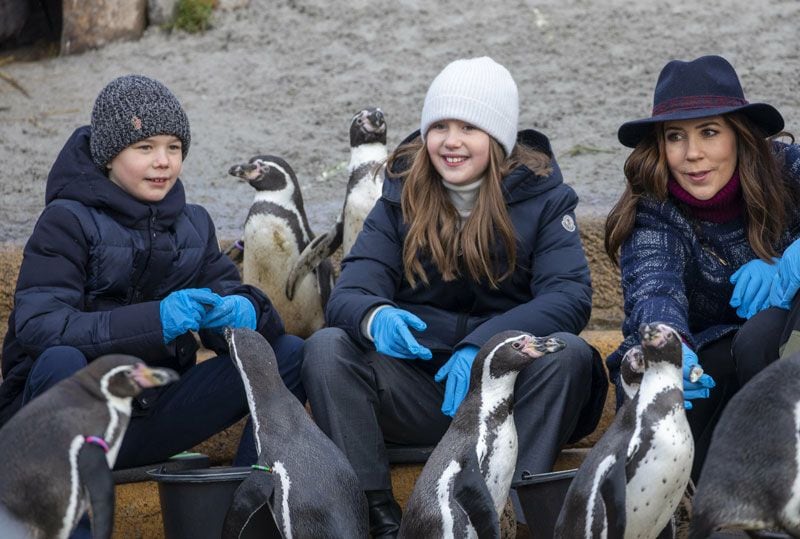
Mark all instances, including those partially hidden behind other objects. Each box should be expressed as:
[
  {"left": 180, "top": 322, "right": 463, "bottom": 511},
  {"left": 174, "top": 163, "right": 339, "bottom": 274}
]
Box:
[
  {"left": 222, "top": 470, "right": 282, "bottom": 539},
  {"left": 453, "top": 456, "right": 501, "bottom": 539},
  {"left": 285, "top": 221, "right": 342, "bottom": 300},
  {"left": 78, "top": 442, "right": 114, "bottom": 539},
  {"left": 599, "top": 455, "right": 627, "bottom": 539}
]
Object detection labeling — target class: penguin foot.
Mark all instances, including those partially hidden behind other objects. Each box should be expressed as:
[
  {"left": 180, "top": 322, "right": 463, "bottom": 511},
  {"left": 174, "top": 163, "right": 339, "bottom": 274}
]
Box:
[{"left": 365, "top": 489, "right": 402, "bottom": 538}]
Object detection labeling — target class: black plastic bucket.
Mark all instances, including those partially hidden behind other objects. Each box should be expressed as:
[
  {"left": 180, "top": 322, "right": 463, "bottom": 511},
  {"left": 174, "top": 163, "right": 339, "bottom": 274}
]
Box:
[
  {"left": 511, "top": 468, "right": 576, "bottom": 538},
  {"left": 148, "top": 466, "right": 281, "bottom": 539}
]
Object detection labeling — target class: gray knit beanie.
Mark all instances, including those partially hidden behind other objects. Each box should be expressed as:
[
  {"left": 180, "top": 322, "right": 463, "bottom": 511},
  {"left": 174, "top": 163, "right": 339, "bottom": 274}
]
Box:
[
  {"left": 420, "top": 57, "right": 519, "bottom": 156},
  {"left": 90, "top": 74, "right": 191, "bottom": 168}
]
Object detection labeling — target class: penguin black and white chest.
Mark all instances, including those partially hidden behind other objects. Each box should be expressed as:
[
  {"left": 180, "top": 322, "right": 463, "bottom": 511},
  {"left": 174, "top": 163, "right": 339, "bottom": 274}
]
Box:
[
  {"left": 689, "top": 351, "right": 800, "bottom": 538},
  {"left": 0, "top": 356, "right": 178, "bottom": 539},
  {"left": 222, "top": 328, "right": 368, "bottom": 539},
  {"left": 284, "top": 108, "right": 388, "bottom": 302},
  {"left": 555, "top": 322, "right": 692, "bottom": 539},
  {"left": 229, "top": 155, "right": 333, "bottom": 338},
  {"left": 399, "top": 331, "right": 566, "bottom": 538}
]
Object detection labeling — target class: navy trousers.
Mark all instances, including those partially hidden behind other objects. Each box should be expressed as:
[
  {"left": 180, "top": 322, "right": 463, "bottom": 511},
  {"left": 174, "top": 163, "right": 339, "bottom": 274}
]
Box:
[
  {"left": 302, "top": 327, "right": 597, "bottom": 524},
  {"left": 21, "top": 334, "right": 305, "bottom": 539}
]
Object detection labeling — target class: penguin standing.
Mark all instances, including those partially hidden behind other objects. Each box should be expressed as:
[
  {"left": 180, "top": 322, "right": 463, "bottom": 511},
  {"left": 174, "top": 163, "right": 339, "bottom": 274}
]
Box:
[
  {"left": 230, "top": 155, "right": 334, "bottom": 338},
  {"left": 0, "top": 356, "right": 178, "bottom": 539},
  {"left": 689, "top": 352, "right": 800, "bottom": 538},
  {"left": 554, "top": 322, "right": 693, "bottom": 539},
  {"left": 286, "top": 107, "right": 387, "bottom": 300},
  {"left": 398, "top": 330, "right": 566, "bottom": 538},
  {"left": 222, "top": 328, "right": 368, "bottom": 539}
]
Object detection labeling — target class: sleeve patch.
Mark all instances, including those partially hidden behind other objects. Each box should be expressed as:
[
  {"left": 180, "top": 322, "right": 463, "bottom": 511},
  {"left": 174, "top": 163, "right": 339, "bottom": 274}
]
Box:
[{"left": 561, "top": 214, "right": 576, "bottom": 232}]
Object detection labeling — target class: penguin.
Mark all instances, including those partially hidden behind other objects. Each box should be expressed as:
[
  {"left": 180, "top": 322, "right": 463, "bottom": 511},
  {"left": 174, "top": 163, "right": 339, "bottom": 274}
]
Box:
[
  {"left": 554, "top": 322, "right": 693, "bottom": 539},
  {"left": 620, "top": 345, "right": 645, "bottom": 400},
  {"left": 285, "top": 107, "right": 387, "bottom": 301},
  {"left": 0, "top": 355, "right": 178, "bottom": 539},
  {"left": 229, "top": 155, "right": 334, "bottom": 338},
  {"left": 397, "top": 330, "right": 567, "bottom": 539},
  {"left": 222, "top": 328, "right": 368, "bottom": 539},
  {"left": 688, "top": 351, "right": 800, "bottom": 538}
]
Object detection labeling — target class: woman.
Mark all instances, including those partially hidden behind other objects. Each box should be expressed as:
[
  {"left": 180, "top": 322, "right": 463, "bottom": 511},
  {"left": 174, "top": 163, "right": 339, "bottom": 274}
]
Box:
[
  {"left": 605, "top": 55, "right": 800, "bottom": 481},
  {"left": 301, "top": 56, "right": 606, "bottom": 537}
]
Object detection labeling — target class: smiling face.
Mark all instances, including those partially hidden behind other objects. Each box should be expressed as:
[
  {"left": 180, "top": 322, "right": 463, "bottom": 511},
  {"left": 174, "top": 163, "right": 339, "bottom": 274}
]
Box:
[
  {"left": 663, "top": 115, "right": 738, "bottom": 200},
  {"left": 425, "top": 119, "right": 491, "bottom": 186},
  {"left": 107, "top": 135, "right": 183, "bottom": 203}
]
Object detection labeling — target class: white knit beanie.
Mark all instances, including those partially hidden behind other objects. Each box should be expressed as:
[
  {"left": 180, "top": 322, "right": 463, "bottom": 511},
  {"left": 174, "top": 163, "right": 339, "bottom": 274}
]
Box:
[{"left": 420, "top": 56, "right": 519, "bottom": 156}]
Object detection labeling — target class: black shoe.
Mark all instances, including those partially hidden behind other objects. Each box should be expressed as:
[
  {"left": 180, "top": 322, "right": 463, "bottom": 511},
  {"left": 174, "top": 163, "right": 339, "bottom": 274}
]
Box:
[{"left": 365, "top": 489, "right": 402, "bottom": 538}]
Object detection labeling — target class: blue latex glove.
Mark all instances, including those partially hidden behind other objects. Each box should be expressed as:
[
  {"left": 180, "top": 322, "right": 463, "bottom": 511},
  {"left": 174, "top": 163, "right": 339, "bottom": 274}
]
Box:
[
  {"left": 369, "top": 307, "right": 432, "bottom": 360},
  {"left": 160, "top": 288, "right": 222, "bottom": 344},
  {"left": 729, "top": 258, "right": 779, "bottom": 319},
  {"left": 434, "top": 345, "right": 480, "bottom": 417},
  {"left": 681, "top": 342, "right": 715, "bottom": 410},
  {"left": 201, "top": 295, "right": 257, "bottom": 332},
  {"left": 771, "top": 238, "right": 800, "bottom": 309}
]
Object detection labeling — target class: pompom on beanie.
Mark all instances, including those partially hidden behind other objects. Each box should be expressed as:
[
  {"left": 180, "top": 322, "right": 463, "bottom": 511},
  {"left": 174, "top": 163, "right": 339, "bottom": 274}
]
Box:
[
  {"left": 90, "top": 74, "right": 191, "bottom": 168},
  {"left": 420, "top": 56, "right": 519, "bottom": 156}
]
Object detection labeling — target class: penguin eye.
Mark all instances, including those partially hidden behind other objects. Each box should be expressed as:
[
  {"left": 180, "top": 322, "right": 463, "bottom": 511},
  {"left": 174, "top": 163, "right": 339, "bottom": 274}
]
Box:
[{"left": 512, "top": 340, "right": 523, "bottom": 349}]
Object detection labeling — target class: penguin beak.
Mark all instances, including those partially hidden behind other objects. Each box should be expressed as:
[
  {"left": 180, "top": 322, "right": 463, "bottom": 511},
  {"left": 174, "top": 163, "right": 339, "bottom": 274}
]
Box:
[
  {"left": 228, "top": 163, "right": 259, "bottom": 180},
  {"left": 130, "top": 363, "right": 180, "bottom": 389},
  {"left": 639, "top": 323, "right": 672, "bottom": 348},
  {"left": 523, "top": 336, "right": 566, "bottom": 357}
]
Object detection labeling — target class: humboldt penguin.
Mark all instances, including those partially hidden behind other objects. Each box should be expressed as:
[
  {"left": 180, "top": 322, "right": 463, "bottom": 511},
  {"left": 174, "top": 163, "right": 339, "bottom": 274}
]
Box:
[
  {"left": 555, "top": 322, "right": 692, "bottom": 539},
  {"left": 286, "top": 107, "right": 387, "bottom": 300},
  {"left": 398, "top": 330, "right": 566, "bottom": 538},
  {"left": 222, "top": 328, "right": 368, "bottom": 539},
  {"left": 689, "top": 351, "right": 800, "bottom": 538},
  {"left": 0, "top": 355, "right": 178, "bottom": 539},
  {"left": 229, "top": 155, "right": 333, "bottom": 338}
]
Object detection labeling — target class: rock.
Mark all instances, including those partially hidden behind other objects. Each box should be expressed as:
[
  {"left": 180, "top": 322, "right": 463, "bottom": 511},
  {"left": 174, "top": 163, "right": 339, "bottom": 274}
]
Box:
[{"left": 61, "top": 0, "right": 147, "bottom": 55}]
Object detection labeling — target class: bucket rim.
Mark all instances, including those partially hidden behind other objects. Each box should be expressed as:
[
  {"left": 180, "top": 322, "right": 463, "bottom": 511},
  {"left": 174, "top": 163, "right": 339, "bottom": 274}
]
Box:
[
  {"left": 147, "top": 465, "right": 253, "bottom": 483},
  {"left": 511, "top": 468, "right": 577, "bottom": 488}
]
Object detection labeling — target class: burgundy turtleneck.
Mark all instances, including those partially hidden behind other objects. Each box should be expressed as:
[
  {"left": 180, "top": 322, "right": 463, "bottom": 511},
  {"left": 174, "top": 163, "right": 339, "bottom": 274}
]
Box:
[{"left": 668, "top": 170, "right": 743, "bottom": 223}]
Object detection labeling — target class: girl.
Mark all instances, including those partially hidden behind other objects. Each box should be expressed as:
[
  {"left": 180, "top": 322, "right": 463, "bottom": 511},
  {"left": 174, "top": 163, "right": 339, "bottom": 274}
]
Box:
[
  {"left": 605, "top": 55, "right": 800, "bottom": 481},
  {"left": 302, "top": 56, "right": 606, "bottom": 536}
]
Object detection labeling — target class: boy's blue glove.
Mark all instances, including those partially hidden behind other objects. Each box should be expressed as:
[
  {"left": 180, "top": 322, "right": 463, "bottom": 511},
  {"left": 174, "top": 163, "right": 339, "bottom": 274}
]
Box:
[
  {"left": 370, "top": 307, "right": 432, "bottom": 360},
  {"left": 771, "top": 238, "right": 800, "bottom": 309},
  {"left": 201, "top": 295, "right": 257, "bottom": 332},
  {"left": 160, "top": 288, "right": 222, "bottom": 344},
  {"left": 435, "top": 345, "right": 480, "bottom": 417},
  {"left": 729, "top": 258, "right": 779, "bottom": 319},
  {"left": 681, "top": 342, "right": 715, "bottom": 410}
]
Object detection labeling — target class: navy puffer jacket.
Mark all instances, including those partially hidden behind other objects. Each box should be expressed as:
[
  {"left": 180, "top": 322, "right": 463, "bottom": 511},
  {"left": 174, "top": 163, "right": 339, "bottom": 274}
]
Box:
[{"left": 0, "top": 126, "right": 284, "bottom": 425}]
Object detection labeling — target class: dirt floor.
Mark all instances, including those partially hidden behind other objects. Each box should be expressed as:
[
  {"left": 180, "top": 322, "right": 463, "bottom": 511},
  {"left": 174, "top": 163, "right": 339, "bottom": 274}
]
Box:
[{"left": 1, "top": 0, "right": 798, "bottom": 248}]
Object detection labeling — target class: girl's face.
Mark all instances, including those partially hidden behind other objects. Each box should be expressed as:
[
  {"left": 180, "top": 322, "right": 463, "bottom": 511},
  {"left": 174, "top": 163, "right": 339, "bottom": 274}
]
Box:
[
  {"left": 663, "top": 115, "right": 738, "bottom": 200},
  {"left": 107, "top": 135, "right": 183, "bottom": 203},
  {"left": 426, "top": 119, "right": 491, "bottom": 186}
]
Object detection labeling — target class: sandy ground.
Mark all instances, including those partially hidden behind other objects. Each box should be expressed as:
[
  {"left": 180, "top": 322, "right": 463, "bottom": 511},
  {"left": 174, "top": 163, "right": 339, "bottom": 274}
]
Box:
[{"left": 1, "top": 0, "right": 798, "bottom": 248}]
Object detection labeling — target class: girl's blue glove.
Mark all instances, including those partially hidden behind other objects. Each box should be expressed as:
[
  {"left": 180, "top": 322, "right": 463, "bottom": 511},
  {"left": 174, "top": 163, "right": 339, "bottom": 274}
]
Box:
[
  {"left": 201, "top": 295, "right": 257, "bottom": 332},
  {"left": 369, "top": 307, "right": 432, "bottom": 360},
  {"left": 771, "top": 239, "right": 800, "bottom": 309},
  {"left": 681, "top": 342, "right": 715, "bottom": 410},
  {"left": 729, "top": 258, "right": 778, "bottom": 319},
  {"left": 160, "top": 288, "right": 222, "bottom": 344},
  {"left": 435, "top": 345, "right": 480, "bottom": 417}
]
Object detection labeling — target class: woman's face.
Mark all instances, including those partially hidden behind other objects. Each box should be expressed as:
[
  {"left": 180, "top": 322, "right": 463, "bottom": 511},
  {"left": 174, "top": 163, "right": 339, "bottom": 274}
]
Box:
[
  {"left": 425, "top": 119, "right": 491, "bottom": 186},
  {"left": 663, "top": 115, "right": 738, "bottom": 200}
]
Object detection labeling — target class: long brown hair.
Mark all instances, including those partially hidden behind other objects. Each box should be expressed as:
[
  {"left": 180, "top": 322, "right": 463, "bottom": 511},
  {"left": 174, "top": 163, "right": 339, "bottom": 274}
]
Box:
[
  {"left": 386, "top": 136, "right": 551, "bottom": 288},
  {"left": 604, "top": 113, "right": 795, "bottom": 265}
]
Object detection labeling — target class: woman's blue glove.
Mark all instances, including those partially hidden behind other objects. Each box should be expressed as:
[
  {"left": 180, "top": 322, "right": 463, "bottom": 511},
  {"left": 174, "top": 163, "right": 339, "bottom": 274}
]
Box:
[
  {"left": 201, "top": 295, "right": 257, "bottom": 332},
  {"left": 729, "top": 258, "right": 779, "bottom": 319},
  {"left": 681, "top": 342, "right": 715, "bottom": 410},
  {"left": 160, "top": 288, "right": 222, "bottom": 344},
  {"left": 369, "top": 307, "right": 432, "bottom": 360},
  {"left": 771, "top": 238, "right": 800, "bottom": 309},
  {"left": 435, "top": 345, "right": 480, "bottom": 417}
]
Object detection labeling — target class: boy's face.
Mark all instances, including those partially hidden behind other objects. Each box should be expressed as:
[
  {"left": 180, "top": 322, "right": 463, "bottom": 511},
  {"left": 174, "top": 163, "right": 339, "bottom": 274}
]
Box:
[{"left": 107, "top": 135, "right": 183, "bottom": 203}]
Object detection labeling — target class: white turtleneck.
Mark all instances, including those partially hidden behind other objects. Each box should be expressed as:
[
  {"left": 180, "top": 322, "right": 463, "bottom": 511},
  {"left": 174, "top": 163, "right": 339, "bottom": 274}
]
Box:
[{"left": 442, "top": 177, "right": 483, "bottom": 219}]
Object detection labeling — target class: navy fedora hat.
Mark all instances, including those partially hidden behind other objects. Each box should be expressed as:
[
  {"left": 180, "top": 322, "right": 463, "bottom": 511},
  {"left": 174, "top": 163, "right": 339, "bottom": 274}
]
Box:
[{"left": 618, "top": 55, "right": 784, "bottom": 148}]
